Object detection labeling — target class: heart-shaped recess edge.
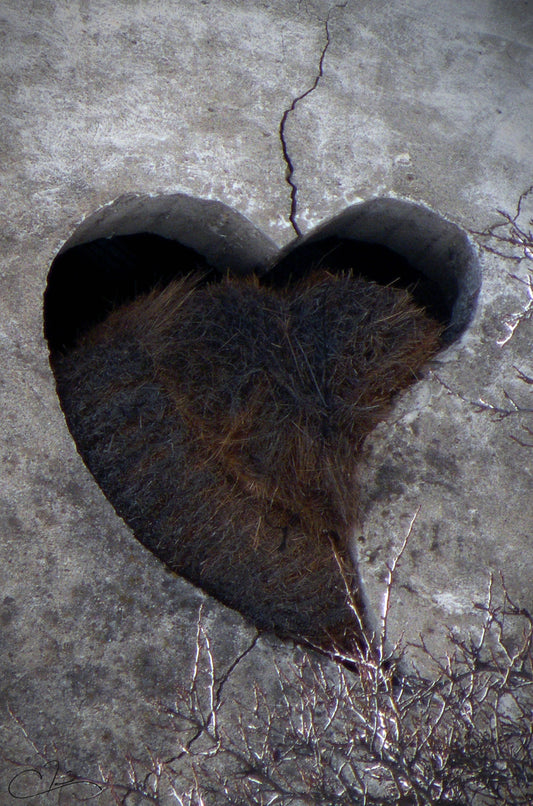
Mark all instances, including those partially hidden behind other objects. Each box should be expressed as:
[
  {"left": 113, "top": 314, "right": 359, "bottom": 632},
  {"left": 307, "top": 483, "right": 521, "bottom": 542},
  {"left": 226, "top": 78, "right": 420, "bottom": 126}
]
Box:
[
  {"left": 45, "top": 193, "right": 480, "bottom": 353},
  {"left": 44, "top": 193, "right": 481, "bottom": 654}
]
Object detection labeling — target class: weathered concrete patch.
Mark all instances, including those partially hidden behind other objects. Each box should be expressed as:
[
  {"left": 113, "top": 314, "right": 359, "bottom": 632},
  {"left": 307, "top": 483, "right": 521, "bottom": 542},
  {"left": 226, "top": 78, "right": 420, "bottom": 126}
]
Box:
[{"left": 1, "top": 0, "right": 532, "bottom": 799}]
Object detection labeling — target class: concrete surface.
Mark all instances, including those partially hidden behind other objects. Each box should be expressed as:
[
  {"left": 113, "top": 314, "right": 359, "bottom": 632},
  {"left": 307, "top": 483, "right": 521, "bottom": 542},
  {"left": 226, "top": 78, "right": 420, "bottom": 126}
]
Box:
[{"left": 1, "top": 0, "right": 532, "bottom": 800}]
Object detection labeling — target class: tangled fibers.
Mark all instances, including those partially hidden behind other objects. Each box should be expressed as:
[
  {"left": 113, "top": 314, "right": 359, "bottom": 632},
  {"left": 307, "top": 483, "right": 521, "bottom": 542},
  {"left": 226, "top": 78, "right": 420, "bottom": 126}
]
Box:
[{"left": 52, "top": 268, "right": 442, "bottom": 654}]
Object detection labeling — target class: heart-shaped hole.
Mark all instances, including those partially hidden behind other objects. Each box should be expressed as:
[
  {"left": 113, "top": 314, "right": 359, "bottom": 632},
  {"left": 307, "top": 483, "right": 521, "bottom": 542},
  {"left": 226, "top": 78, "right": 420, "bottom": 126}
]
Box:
[{"left": 45, "top": 194, "right": 480, "bottom": 656}]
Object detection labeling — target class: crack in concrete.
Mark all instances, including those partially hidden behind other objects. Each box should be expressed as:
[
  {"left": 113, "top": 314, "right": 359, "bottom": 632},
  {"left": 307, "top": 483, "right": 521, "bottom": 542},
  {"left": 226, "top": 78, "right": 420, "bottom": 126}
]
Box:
[{"left": 279, "top": 4, "right": 346, "bottom": 237}]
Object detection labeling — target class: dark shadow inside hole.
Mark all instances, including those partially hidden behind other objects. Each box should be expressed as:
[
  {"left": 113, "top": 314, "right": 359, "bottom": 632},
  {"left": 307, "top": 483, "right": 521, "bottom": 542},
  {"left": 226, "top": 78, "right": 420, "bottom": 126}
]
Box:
[
  {"left": 265, "top": 236, "right": 451, "bottom": 328},
  {"left": 44, "top": 233, "right": 217, "bottom": 354},
  {"left": 45, "top": 233, "right": 454, "bottom": 356}
]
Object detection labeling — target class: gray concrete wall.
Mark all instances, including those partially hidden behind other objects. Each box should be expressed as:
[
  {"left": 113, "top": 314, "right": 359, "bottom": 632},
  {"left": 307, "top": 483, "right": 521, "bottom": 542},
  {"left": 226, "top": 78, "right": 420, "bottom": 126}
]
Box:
[{"left": 1, "top": 0, "right": 532, "bottom": 801}]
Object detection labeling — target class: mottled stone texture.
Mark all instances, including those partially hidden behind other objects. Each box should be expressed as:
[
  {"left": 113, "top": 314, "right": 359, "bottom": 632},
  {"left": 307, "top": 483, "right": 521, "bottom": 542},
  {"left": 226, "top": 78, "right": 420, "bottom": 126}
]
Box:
[{"left": 0, "top": 0, "right": 532, "bottom": 798}]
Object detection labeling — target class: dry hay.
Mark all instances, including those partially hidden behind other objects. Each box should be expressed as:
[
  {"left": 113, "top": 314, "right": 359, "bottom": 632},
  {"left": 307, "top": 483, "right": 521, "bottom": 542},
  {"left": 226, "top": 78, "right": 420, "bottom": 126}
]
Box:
[{"left": 52, "top": 268, "right": 442, "bottom": 654}]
